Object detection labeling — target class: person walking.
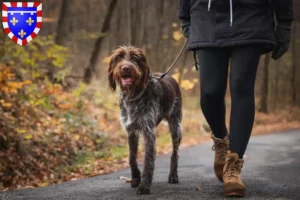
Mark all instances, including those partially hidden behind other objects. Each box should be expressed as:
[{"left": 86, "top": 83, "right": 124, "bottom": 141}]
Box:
[{"left": 178, "top": 0, "right": 294, "bottom": 197}]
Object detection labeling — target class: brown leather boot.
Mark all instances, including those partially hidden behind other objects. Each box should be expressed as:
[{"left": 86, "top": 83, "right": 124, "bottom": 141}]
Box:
[
  {"left": 223, "top": 151, "right": 245, "bottom": 197},
  {"left": 211, "top": 134, "right": 229, "bottom": 182}
]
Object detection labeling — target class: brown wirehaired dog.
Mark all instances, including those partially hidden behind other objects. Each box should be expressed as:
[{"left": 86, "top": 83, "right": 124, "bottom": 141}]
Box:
[{"left": 108, "top": 46, "right": 182, "bottom": 195}]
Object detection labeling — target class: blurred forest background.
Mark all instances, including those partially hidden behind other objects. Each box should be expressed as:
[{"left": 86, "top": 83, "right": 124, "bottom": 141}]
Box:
[{"left": 1, "top": 0, "right": 300, "bottom": 191}]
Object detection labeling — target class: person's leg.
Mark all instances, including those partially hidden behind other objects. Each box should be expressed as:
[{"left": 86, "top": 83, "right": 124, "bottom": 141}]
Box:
[
  {"left": 223, "top": 46, "right": 261, "bottom": 197},
  {"left": 197, "top": 48, "right": 230, "bottom": 139},
  {"left": 229, "top": 46, "right": 261, "bottom": 158}
]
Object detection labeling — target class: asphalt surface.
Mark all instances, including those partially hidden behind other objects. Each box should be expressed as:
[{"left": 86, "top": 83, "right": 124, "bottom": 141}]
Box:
[{"left": 2, "top": 130, "right": 300, "bottom": 200}]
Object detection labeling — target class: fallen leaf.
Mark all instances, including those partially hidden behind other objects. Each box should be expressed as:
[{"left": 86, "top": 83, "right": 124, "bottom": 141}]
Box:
[
  {"left": 119, "top": 176, "right": 127, "bottom": 180},
  {"left": 15, "top": 129, "right": 27, "bottom": 134},
  {"left": 119, "top": 176, "right": 132, "bottom": 183},
  {"left": 40, "top": 182, "right": 48, "bottom": 187},
  {"left": 24, "top": 135, "right": 33, "bottom": 140}
]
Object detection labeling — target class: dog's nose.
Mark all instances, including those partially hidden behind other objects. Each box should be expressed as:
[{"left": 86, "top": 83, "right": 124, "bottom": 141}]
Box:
[{"left": 121, "top": 66, "right": 130, "bottom": 72}]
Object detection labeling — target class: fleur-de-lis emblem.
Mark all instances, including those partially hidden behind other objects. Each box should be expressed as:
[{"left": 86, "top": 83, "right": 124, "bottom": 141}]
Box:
[
  {"left": 10, "top": 17, "right": 18, "bottom": 26},
  {"left": 26, "top": 17, "right": 34, "bottom": 26},
  {"left": 18, "top": 29, "right": 26, "bottom": 38}
]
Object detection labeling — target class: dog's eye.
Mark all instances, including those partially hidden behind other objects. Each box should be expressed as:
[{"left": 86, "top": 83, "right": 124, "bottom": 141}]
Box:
[
  {"left": 131, "top": 55, "right": 140, "bottom": 61},
  {"left": 115, "top": 55, "right": 122, "bottom": 61}
]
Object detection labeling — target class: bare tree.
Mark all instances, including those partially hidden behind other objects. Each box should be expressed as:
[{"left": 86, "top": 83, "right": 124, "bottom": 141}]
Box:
[
  {"left": 55, "top": 0, "right": 72, "bottom": 45},
  {"left": 139, "top": 0, "right": 146, "bottom": 46},
  {"left": 274, "top": 60, "right": 279, "bottom": 109},
  {"left": 83, "top": 0, "right": 118, "bottom": 84},
  {"left": 127, "top": 0, "right": 132, "bottom": 45},
  {"left": 291, "top": 22, "right": 297, "bottom": 106}
]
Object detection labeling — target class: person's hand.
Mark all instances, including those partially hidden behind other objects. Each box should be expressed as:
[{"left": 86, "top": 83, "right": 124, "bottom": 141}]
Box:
[
  {"left": 272, "top": 22, "right": 292, "bottom": 60},
  {"left": 180, "top": 19, "right": 190, "bottom": 38}
]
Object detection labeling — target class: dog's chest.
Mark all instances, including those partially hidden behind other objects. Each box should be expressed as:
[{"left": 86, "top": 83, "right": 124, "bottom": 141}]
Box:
[
  {"left": 120, "top": 101, "right": 138, "bottom": 129},
  {"left": 119, "top": 99, "right": 159, "bottom": 130}
]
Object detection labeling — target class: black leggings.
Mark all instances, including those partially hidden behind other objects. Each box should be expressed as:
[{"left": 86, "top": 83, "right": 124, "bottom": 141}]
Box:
[{"left": 197, "top": 46, "right": 261, "bottom": 158}]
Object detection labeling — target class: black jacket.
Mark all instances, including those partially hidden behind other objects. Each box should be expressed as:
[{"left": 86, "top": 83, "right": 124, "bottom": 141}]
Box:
[{"left": 178, "top": 0, "right": 294, "bottom": 53}]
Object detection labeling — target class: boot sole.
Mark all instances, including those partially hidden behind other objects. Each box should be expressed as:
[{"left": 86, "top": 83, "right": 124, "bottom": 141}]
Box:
[{"left": 224, "top": 191, "right": 245, "bottom": 197}]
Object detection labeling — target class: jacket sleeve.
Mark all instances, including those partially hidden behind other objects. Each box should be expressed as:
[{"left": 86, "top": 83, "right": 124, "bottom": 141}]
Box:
[
  {"left": 178, "top": 0, "right": 191, "bottom": 20},
  {"left": 272, "top": 0, "right": 294, "bottom": 23}
]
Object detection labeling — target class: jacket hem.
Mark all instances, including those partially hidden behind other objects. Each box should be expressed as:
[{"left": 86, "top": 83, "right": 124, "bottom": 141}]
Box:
[{"left": 188, "top": 40, "right": 276, "bottom": 54}]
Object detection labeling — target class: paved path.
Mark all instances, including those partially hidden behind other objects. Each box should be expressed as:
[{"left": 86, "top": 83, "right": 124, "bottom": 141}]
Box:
[{"left": 2, "top": 130, "right": 300, "bottom": 200}]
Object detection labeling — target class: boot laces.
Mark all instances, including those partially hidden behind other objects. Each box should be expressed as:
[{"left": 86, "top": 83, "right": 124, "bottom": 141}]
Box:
[
  {"left": 224, "top": 158, "right": 240, "bottom": 179},
  {"left": 212, "top": 140, "right": 228, "bottom": 159}
]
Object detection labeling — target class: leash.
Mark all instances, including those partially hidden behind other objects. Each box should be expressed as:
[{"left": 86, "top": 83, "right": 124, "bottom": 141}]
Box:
[
  {"left": 152, "top": 40, "right": 199, "bottom": 80},
  {"left": 159, "top": 40, "right": 188, "bottom": 79},
  {"left": 193, "top": 51, "right": 200, "bottom": 71}
]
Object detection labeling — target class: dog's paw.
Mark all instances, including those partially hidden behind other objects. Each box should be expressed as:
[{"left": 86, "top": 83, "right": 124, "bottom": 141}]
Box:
[
  {"left": 131, "top": 177, "right": 141, "bottom": 188},
  {"left": 136, "top": 184, "right": 151, "bottom": 195},
  {"left": 168, "top": 174, "right": 179, "bottom": 184}
]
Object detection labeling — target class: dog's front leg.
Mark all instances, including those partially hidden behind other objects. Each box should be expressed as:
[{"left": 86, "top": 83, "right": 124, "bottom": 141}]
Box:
[
  {"left": 136, "top": 128, "right": 156, "bottom": 195},
  {"left": 127, "top": 132, "right": 141, "bottom": 188}
]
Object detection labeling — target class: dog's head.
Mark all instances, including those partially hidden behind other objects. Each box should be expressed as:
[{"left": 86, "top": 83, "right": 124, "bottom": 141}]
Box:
[{"left": 108, "top": 46, "right": 150, "bottom": 93}]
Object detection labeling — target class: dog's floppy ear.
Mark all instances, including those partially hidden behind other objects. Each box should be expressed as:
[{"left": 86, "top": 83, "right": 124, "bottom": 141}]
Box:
[
  {"left": 108, "top": 54, "right": 117, "bottom": 92},
  {"left": 136, "top": 48, "right": 150, "bottom": 89},
  {"left": 141, "top": 63, "right": 150, "bottom": 89}
]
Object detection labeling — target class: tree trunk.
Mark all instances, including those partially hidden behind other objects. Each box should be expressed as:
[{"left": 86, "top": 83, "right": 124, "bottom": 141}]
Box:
[
  {"left": 83, "top": 0, "right": 118, "bottom": 84},
  {"left": 154, "top": 1, "right": 164, "bottom": 72},
  {"left": 291, "top": 22, "right": 297, "bottom": 106},
  {"left": 133, "top": 0, "right": 139, "bottom": 46},
  {"left": 139, "top": 0, "right": 146, "bottom": 47},
  {"left": 115, "top": 2, "right": 123, "bottom": 48},
  {"left": 274, "top": 61, "right": 279, "bottom": 109},
  {"left": 55, "top": 0, "right": 72, "bottom": 45},
  {"left": 259, "top": 54, "right": 270, "bottom": 113},
  {"left": 127, "top": 0, "right": 132, "bottom": 45}
]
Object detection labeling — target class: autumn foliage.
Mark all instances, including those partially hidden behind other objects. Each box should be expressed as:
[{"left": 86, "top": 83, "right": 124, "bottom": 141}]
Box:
[
  {"left": 0, "top": 37, "right": 119, "bottom": 190},
  {"left": 0, "top": 65, "right": 96, "bottom": 189}
]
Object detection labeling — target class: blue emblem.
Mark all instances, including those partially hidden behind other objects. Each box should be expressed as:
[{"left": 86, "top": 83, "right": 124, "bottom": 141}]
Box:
[{"left": 2, "top": 2, "right": 42, "bottom": 46}]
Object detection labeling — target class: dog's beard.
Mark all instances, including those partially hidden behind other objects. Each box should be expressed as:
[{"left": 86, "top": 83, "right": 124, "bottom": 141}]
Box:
[
  {"left": 119, "top": 79, "right": 143, "bottom": 98},
  {"left": 114, "top": 67, "right": 145, "bottom": 98},
  {"left": 117, "top": 75, "right": 146, "bottom": 98}
]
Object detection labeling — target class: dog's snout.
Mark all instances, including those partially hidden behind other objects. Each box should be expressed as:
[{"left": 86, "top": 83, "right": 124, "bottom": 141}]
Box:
[
  {"left": 121, "top": 65, "right": 130, "bottom": 72},
  {"left": 121, "top": 66, "right": 130, "bottom": 72}
]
